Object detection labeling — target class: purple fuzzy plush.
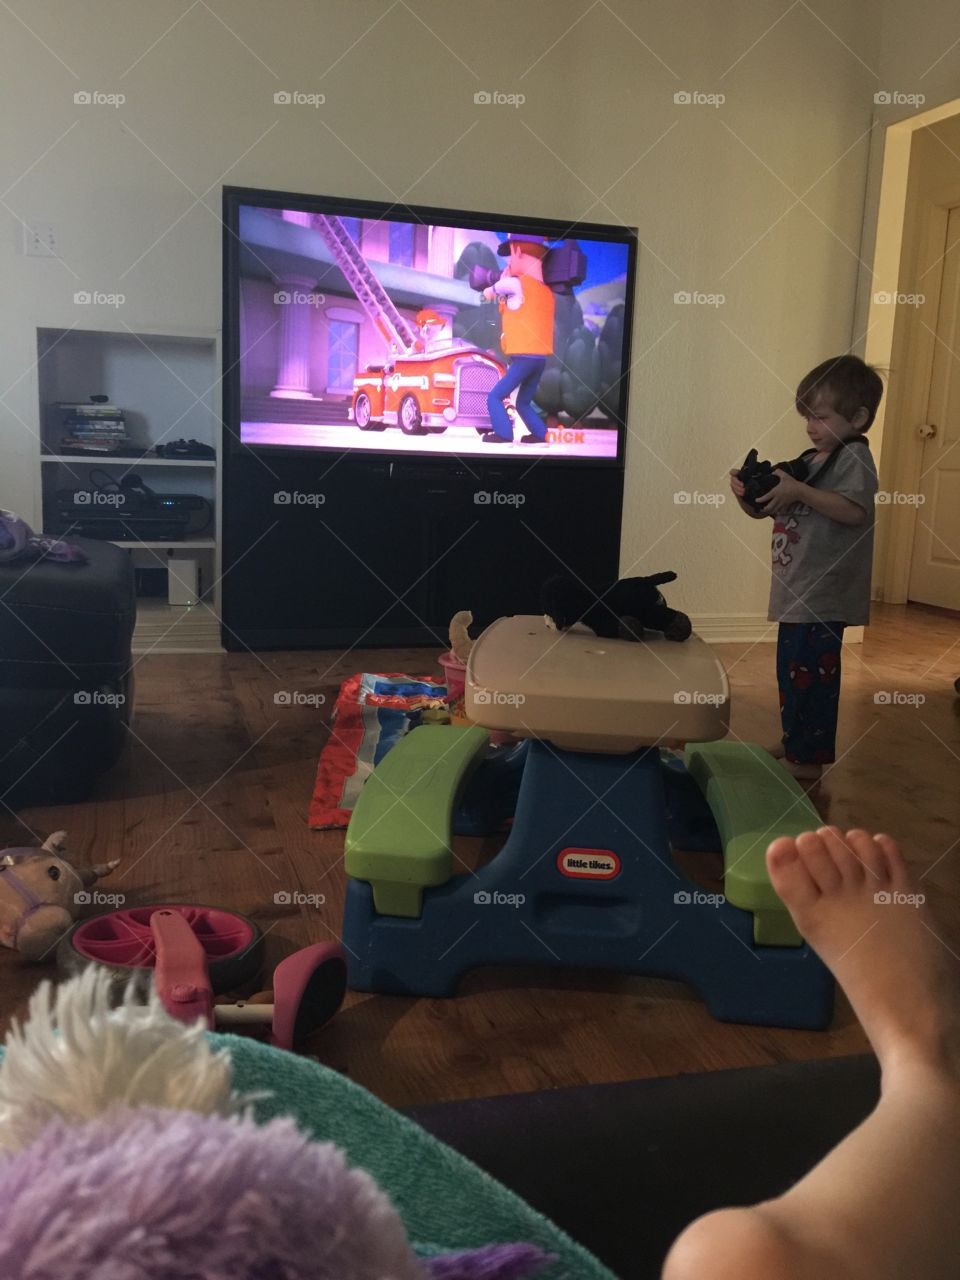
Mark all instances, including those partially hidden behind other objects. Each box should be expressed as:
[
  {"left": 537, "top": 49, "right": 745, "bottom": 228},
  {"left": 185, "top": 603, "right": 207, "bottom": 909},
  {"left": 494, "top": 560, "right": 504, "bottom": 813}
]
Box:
[
  {"left": 425, "top": 1246, "right": 552, "bottom": 1278},
  {"left": 0, "top": 1106, "right": 551, "bottom": 1280}
]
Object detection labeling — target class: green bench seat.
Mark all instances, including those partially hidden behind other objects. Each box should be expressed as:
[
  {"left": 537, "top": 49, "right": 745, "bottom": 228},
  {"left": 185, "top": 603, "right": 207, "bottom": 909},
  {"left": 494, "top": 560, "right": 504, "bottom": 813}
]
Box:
[
  {"left": 345, "top": 725, "right": 489, "bottom": 918},
  {"left": 684, "top": 741, "right": 822, "bottom": 946}
]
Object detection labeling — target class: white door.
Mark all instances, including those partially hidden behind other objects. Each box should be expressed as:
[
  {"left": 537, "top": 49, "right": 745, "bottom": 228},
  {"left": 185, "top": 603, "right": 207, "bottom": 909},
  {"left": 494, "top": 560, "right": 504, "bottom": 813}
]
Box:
[{"left": 908, "top": 203, "right": 960, "bottom": 608}]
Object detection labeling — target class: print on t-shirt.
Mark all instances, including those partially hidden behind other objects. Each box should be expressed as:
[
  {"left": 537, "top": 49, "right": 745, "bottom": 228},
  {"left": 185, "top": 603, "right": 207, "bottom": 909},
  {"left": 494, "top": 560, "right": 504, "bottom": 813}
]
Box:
[{"left": 772, "top": 515, "right": 801, "bottom": 566}]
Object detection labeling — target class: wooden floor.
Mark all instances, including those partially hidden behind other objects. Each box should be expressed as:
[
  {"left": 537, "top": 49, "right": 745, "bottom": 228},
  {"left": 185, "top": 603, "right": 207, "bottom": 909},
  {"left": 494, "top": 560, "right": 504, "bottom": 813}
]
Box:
[{"left": 2, "top": 603, "right": 958, "bottom": 1108}]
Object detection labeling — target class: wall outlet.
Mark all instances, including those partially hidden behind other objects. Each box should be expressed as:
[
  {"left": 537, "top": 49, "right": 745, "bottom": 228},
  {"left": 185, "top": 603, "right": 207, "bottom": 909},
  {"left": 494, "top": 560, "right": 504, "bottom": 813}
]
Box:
[{"left": 23, "top": 222, "right": 59, "bottom": 257}]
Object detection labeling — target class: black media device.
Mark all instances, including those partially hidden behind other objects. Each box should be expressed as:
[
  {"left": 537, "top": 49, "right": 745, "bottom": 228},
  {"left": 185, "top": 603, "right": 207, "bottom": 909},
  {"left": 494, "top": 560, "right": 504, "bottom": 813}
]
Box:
[{"left": 53, "top": 474, "right": 211, "bottom": 542}]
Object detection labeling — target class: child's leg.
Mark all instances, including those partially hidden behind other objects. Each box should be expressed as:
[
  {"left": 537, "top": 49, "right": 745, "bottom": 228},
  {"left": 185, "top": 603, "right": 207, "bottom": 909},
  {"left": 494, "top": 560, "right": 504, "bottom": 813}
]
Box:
[
  {"left": 776, "top": 622, "right": 845, "bottom": 766},
  {"left": 776, "top": 622, "right": 802, "bottom": 757},
  {"left": 663, "top": 828, "right": 960, "bottom": 1280},
  {"left": 800, "top": 622, "right": 844, "bottom": 763}
]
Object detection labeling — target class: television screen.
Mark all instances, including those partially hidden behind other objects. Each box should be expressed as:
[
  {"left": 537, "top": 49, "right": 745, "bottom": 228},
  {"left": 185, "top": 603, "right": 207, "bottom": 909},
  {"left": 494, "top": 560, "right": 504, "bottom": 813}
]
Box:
[{"left": 225, "top": 190, "right": 636, "bottom": 464}]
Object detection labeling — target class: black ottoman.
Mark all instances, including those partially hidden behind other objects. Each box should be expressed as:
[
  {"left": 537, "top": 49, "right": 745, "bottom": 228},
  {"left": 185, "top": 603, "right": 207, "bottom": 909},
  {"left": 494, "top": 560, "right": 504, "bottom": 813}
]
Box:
[{"left": 0, "top": 537, "right": 136, "bottom": 807}]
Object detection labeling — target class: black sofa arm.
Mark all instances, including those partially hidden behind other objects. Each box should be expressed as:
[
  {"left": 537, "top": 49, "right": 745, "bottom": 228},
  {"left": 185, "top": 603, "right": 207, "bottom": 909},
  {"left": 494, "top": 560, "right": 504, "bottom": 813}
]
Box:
[{"left": 0, "top": 537, "right": 136, "bottom": 807}]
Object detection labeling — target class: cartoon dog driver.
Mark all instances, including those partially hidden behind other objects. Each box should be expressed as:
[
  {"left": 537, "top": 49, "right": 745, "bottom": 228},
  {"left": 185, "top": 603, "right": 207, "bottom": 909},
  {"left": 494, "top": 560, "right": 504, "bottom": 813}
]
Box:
[
  {"left": 481, "top": 233, "right": 555, "bottom": 444},
  {"left": 414, "top": 308, "right": 448, "bottom": 353}
]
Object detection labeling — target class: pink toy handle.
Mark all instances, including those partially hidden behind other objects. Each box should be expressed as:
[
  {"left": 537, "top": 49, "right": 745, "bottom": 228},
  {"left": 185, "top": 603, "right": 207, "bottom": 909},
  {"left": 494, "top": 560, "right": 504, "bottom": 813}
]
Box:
[{"left": 151, "top": 908, "right": 214, "bottom": 1027}]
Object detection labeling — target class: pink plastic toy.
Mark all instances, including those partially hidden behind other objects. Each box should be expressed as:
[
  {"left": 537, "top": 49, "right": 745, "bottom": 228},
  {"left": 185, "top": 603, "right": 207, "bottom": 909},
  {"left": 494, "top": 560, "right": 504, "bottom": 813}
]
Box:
[
  {"left": 69, "top": 903, "right": 346, "bottom": 1051},
  {"left": 151, "top": 909, "right": 346, "bottom": 1050}
]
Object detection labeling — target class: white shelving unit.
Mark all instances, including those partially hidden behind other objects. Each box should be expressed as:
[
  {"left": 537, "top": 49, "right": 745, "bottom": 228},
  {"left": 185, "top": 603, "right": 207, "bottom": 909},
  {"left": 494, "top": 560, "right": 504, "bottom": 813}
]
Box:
[
  {"left": 42, "top": 454, "right": 216, "bottom": 468},
  {"left": 36, "top": 327, "right": 222, "bottom": 654}
]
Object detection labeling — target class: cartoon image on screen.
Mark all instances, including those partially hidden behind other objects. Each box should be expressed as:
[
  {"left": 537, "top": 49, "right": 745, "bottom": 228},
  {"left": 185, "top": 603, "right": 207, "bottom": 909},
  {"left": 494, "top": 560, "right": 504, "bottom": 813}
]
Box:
[{"left": 237, "top": 206, "right": 631, "bottom": 460}]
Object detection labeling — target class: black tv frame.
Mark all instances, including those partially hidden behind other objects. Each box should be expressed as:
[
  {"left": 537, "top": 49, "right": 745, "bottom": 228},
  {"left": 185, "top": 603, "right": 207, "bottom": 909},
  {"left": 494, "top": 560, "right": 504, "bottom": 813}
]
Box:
[
  {"left": 221, "top": 184, "right": 638, "bottom": 472},
  {"left": 220, "top": 184, "right": 632, "bottom": 650}
]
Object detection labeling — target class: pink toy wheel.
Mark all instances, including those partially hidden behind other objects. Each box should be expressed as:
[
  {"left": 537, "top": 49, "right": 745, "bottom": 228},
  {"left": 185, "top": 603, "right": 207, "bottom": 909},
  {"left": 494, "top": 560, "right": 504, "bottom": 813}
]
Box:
[{"left": 57, "top": 904, "right": 265, "bottom": 995}]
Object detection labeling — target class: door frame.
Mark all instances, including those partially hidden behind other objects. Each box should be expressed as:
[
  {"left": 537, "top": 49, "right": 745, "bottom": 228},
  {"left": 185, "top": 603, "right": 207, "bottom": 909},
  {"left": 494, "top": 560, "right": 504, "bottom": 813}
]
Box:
[{"left": 865, "top": 96, "right": 960, "bottom": 604}]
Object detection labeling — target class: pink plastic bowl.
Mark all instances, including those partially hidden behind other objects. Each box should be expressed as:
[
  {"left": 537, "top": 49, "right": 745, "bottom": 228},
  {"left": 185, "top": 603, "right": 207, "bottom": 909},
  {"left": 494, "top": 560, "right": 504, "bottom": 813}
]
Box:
[{"left": 438, "top": 649, "right": 467, "bottom": 701}]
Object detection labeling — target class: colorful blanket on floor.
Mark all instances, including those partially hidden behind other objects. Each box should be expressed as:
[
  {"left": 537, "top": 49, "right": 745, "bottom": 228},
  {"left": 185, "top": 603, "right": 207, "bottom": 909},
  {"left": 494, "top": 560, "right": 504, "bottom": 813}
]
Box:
[{"left": 309, "top": 672, "right": 448, "bottom": 829}]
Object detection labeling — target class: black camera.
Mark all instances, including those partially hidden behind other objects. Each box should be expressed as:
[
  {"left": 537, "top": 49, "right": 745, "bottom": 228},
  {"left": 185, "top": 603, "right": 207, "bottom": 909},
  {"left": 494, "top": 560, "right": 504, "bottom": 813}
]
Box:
[{"left": 737, "top": 448, "right": 809, "bottom": 512}]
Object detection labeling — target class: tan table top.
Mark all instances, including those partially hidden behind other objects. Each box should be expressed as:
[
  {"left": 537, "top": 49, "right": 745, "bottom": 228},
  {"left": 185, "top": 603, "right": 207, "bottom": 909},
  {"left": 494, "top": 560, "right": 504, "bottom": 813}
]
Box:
[{"left": 465, "top": 615, "right": 730, "bottom": 753}]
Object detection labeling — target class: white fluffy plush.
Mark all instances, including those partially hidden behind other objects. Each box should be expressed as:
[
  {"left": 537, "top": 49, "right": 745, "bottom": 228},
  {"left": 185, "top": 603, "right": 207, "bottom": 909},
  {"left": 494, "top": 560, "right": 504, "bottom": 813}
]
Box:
[{"left": 0, "top": 968, "right": 243, "bottom": 1153}]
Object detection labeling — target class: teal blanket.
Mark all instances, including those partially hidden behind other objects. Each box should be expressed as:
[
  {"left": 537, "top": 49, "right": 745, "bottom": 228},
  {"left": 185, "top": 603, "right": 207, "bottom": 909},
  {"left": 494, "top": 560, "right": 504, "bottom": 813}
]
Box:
[{"left": 219, "top": 1033, "right": 616, "bottom": 1278}]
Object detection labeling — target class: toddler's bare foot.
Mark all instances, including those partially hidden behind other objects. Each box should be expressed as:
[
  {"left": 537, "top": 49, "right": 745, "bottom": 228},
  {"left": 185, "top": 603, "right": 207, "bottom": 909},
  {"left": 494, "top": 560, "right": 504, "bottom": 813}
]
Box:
[
  {"left": 766, "top": 828, "right": 960, "bottom": 1080},
  {"left": 667, "top": 829, "right": 960, "bottom": 1280},
  {"left": 767, "top": 741, "right": 786, "bottom": 759}
]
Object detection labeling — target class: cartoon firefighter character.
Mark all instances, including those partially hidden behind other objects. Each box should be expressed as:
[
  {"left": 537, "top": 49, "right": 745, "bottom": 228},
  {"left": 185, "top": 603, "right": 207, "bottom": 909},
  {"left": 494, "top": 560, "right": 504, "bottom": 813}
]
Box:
[
  {"left": 771, "top": 516, "right": 801, "bottom": 567},
  {"left": 481, "top": 233, "right": 555, "bottom": 444},
  {"left": 414, "top": 308, "right": 449, "bottom": 353}
]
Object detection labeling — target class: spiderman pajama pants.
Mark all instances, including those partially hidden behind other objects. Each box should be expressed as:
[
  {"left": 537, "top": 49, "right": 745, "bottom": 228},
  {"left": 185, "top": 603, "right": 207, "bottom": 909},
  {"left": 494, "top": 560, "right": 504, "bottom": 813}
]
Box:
[{"left": 776, "top": 622, "right": 846, "bottom": 765}]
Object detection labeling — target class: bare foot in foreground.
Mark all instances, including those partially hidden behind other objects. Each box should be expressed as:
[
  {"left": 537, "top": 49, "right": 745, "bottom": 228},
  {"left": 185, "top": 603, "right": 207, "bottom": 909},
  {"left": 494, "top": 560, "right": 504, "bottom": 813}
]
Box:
[{"left": 664, "top": 828, "right": 960, "bottom": 1280}]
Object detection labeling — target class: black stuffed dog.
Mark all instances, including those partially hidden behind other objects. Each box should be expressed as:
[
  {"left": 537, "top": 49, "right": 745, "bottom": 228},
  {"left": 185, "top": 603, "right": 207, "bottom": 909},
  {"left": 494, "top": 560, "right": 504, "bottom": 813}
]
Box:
[
  {"left": 542, "top": 572, "right": 692, "bottom": 643},
  {"left": 737, "top": 448, "right": 810, "bottom": 513}
]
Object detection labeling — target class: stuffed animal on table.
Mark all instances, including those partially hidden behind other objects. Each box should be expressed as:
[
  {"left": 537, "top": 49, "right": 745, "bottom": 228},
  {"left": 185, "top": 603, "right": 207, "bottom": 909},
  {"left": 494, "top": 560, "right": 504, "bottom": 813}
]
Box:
[
  {"left": 542, "top": 571, "right": 692, "bottom": 643},
  {"left": 736, "top": 448, "right": 810, "bottom": 513},
  {"left": 0, "top": 830, "right": 119, "bottom": 962},
  {"left": 0, "top": 970, "right": 551, "bottom": 1280}
]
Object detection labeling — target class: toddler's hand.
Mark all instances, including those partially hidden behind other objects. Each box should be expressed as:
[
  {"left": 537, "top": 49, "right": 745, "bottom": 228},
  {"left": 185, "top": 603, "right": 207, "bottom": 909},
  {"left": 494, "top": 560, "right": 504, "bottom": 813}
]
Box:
[
  {"left": 729, "top": 469, "right": 747, "bottom": 499},
  {"left": 756, "top": 470, "right": 803, "bottom": 513}
]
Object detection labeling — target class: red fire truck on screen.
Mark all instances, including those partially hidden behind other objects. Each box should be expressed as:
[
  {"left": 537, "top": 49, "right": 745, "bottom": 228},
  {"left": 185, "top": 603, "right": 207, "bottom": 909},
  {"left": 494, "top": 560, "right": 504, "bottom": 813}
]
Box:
[
  {"left": 311, "top": 215, "right": 505, "bottom": 436},
  {"left": 351, "top": 346, "right": 506, "bottom": 435}
]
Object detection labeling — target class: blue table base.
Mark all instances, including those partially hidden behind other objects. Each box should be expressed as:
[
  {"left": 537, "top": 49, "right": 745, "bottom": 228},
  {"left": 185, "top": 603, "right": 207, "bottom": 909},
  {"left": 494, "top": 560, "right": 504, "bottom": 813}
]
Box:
[{"left": 344, "top": 742, "right": 834, "bottom": 1030}]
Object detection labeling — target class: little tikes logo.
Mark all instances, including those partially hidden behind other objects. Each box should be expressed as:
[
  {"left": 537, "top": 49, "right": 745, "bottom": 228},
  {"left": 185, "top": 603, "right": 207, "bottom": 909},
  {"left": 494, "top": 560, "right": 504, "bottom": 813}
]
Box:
[{"left": 556, "top": 847, "right": 621, "bottom": 880}]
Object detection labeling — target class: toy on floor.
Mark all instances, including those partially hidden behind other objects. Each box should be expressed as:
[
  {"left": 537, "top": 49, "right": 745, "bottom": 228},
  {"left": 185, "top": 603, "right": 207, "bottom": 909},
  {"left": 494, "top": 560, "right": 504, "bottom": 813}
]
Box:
[
  {"left": 415, "top": 705, "right": 452, "bottom": 725},
  {"left": 0, "top": 830, "right": 119, "bottom": 961},
  {"left": 542, "top": 570, "right": 692, "bottom": 642},
  {"left": 408, "top": 694, "right": 452, "bottom": 727},
  {"left": 0, "top": 970, "right": 551, "bottom": 1279},
  {"left": 344, "top": 614, "right": 834, "bottom": 1031},
  {"left": 152, "top": 908, "right": 347, "bottom": 1050},
  {"left": 736, "top": 448, "right": 810, "bottom": 513},
  {"left": 60, "top": 902, "right": 346, "bottom": 1051}
]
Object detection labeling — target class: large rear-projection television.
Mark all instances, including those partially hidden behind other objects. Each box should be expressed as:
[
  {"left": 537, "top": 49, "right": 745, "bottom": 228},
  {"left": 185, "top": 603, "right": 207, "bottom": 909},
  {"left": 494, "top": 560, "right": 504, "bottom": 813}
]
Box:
[{"left": 223, "top": 187, "right": 637, "bottom": 465}]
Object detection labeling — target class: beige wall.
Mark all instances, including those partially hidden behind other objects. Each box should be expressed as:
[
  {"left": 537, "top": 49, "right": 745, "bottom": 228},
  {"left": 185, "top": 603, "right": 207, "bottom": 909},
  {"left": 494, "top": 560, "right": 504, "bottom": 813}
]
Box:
[{"left": 0, "top": 1, "right": 899, "bottom": 621}]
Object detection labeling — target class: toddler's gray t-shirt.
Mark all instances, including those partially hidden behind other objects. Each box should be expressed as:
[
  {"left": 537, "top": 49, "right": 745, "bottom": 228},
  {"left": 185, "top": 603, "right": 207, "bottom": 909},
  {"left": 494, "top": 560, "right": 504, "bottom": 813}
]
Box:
[{"left": 767, "top": 441, "right": 878, "bottom": 625}]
